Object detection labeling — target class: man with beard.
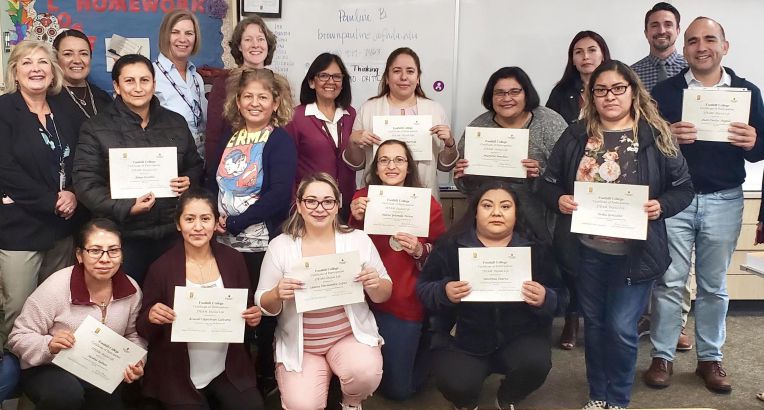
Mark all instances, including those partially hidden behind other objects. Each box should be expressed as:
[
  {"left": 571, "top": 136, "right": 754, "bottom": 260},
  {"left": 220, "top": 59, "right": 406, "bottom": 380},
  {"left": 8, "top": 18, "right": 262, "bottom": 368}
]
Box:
[{"left": 632, "top": 3, "right": 688, "bottom": 91}]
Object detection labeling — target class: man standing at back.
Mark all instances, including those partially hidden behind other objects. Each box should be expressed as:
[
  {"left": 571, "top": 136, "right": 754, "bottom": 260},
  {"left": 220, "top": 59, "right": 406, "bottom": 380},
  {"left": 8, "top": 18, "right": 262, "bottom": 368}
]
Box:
[
  {"left": 632, "top": 2, "right": 687, "bottom": 92},
  {"left": 644, "top": 16, "right": 764, "bottom": 393}
]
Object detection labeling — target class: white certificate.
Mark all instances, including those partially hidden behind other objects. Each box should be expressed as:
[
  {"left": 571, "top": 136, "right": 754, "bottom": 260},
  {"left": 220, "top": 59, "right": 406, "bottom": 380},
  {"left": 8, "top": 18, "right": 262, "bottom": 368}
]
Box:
[
  {"left": 464, "top": 127, "right": 529, "bottom": 178},
  {"left": 171, "top": 287, "right": 248, "bottom": 343},
  {"left": 459, "top": 247, "right": 532, "bottom": 302},
  {"left": 372, "top": 115, "right": 433, "bottom": 161},
  {"left": 52, "top": 316, "right": 147, "bottom": 393},
  {"left": 571, "top": 182, "right": 649, "bottom": 240},
  {"left": 682, "top": 88, "right": 751, "bottom": 142},
  {"left": 108, "top": 147, "right": 178, "bottom": 199},
  {"left": 290, "top": 251, "right": 364, "bottom": 313},
  {"left": 363, "top": 185, "right": 431, "bottom": 237}
]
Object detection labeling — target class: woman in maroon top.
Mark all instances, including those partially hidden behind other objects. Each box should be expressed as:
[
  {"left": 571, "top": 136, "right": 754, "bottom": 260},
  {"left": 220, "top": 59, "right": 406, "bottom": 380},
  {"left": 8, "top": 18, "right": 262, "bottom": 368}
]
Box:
[
  {"left": 285, "top": 53, "right": 356, "bottom": 221},
  {"left": 348, "top": 139, "right": 445, "bottom": 400}
]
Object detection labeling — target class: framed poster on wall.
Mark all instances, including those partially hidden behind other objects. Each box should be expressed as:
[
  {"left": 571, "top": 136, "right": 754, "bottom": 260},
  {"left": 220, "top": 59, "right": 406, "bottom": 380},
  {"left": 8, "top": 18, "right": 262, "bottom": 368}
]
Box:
[{"left": 241, "top": 0, "right": 282, "bottom": 18}]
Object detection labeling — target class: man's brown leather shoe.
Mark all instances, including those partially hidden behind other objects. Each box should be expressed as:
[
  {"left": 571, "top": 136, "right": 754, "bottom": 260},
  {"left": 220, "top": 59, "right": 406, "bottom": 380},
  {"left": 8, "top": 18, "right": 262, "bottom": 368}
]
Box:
[
  {"left": 676, "top": 328, "right": 693, "bottom": 351},
  {"left": 695, "top": 361, "right": 732, "bottom": 393},
  {"left": 644, "top": 357, "right": 673, "bottom": 388}
]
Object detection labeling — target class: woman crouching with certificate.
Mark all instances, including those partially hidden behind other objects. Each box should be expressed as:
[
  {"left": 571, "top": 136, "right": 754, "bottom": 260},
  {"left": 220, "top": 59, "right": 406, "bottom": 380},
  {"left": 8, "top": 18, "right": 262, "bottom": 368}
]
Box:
[
  {"left": 257, "top": 173, "right": 391, "bottom": 410},
  {"left": 348, "top": 139, "right": 445, "bottom": 400},
  {"left": 137, "top": 189, "right": 264, "bottom": 410},
  {"left": 8, "top": 218, "right": 145, "bottom": 410},
  {"left": 416, "top": 181, "right": 564, "bottom": 410}
]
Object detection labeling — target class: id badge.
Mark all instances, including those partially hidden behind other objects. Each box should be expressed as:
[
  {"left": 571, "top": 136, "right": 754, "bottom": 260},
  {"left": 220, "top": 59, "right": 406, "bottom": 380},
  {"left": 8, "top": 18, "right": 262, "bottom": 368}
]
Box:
[{"left": 59, "top": 168, "right": 66, "bottom": 191}]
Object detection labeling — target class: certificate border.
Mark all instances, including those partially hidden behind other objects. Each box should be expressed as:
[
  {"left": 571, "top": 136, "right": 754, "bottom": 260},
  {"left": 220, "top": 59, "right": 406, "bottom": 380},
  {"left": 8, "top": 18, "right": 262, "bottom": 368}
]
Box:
[{"left": 240, "top": 0, "right": 282, "bottom": 18}]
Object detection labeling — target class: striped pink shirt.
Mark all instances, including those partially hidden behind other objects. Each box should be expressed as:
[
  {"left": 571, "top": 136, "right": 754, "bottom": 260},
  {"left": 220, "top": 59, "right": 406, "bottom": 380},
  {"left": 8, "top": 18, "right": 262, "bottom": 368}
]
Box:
[{"left": 302, "top": 307, "right": 353, "bottom": 355}]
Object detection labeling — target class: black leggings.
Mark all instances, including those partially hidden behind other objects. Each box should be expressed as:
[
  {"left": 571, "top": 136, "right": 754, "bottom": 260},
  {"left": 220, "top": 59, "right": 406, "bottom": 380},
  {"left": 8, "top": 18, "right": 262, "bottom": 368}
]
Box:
[
  {"left": 163, "top": 372, "right": 264, "bottom": 410},
  {"left": 20, "top": 365, "right": 125, "bottom": 410},
  {"left": 242, "top": 251, "right": 276, "bottom": 380},
  {"left": 432, "top": 328, "right": 552, "bottom": 408}
]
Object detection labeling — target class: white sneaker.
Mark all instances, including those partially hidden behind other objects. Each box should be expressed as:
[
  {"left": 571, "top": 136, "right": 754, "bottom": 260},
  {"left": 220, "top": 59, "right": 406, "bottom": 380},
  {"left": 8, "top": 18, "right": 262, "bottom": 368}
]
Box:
[
  {"left": 582, "top": 400, "right": 608, "bottom": 409},
  {"left": 340, "top": 403, "right": 362, "bottom": 410}
]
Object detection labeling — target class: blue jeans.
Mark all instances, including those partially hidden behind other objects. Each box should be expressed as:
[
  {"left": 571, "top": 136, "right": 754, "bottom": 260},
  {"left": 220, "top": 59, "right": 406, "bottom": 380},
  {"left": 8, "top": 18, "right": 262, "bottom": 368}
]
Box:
[
  {"left": 0, "top": 350, "right": 20, "bottom": 402},
  {"left": 650, "top": 187, "right": 743, "bottom": 362},
  {"left": 373, "top": 310, "right": 429, "bottom": 401},
  {"left": 577, "top": 246, "right": 653, "bottom": 408}
]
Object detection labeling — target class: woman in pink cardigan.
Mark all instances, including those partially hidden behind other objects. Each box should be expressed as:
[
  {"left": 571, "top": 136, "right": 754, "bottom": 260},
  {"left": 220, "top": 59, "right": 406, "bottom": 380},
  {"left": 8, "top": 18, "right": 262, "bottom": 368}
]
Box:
[{"left": 8, "top": 218, "right": 145, "bottom": 410}]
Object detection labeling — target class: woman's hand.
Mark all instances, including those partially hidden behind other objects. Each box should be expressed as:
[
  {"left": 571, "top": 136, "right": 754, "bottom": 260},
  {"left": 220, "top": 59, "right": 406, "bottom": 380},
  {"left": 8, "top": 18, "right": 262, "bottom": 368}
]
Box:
[
  {"left": 123, "top": 360, "right": 144, "bottom": 383},
  {"left": 431, "top": 125, "right": 455, "bottom": 149},
  {"left": 55, "top": 191, "right": 77, "bottom": 220},
  {"left": 48, "top": 330, "right": 75, "bottom": 354},
  {"left": 558, "top": 195, "right": 577, "bottom": 214},
  {"left": 453, "top": 159, "right": 469, "bottom": 179},
  {"left": 275, "top": 278, "right": 304, "bottom": 301},
  {"left": 521, "top": 281, "right": 546, "bottom": 307},
  {"left": 644, "top": 199, "right": 662, "bottom": 221},
  {"left": 522, "top": 159, "right": 541, "bottom": 178},
  {"left": 130, "top": 192, "right": 156, "bottom": 216},
  {"left": 350, "top": 197, "right": 369, "bottom": 221},
  {"left": 170, "top": 176, "right": 191, "bottom": 195},
  {"left": 216, "top": 215, "right": 228, "bottom": 234},
  {"left": 355, "top": 266, "right": 381, "bottom": 291},
  {"left": 393, "top": 232, "right": 422, "bottom": 258},
  {"left": 148, "top": 303, "right": 175, "bottom": 325},
  {"left": 350, "top": 130, "right": 381, "bottom": 148},
  {"left": 242, "top": 305, "right": 263, "bottom": 327},
  {"left": 445, "top": 281, "right": 471, "bottom": 303}
]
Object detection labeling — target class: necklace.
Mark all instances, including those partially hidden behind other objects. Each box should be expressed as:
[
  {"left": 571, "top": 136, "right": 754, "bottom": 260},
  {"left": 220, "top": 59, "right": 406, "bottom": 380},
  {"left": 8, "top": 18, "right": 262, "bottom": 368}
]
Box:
[
  {"left": 65, "top": 83, "right": 97, "bottom": 118},
  {"left": 95, "top": 291, "right": 112, "bottom": 323},
  {"left": 188, "top": 258, "right": 214, "bottom": 284}
]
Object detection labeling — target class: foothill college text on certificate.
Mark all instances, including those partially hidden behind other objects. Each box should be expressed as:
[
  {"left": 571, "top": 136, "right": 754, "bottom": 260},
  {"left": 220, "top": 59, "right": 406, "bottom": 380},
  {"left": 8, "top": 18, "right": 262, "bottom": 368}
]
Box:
[
  {"left": 571, "top": 181, "right": 649, "bottom": 240},
  {"left": 290, "top": 251, "right": 365, "bottom": 313},
  {"left": 459, "top": 247, "right": 532, "bottom": 302},
  {"left": 363, "top": 185, "right": 431, "bottom": 237},
  {"left": 464, "top": 127, "right": 529, "bottom": 178},
  {"left": 372, "top": 115, "right": 433, "bottom": 161},
  {"left": 109, "top": 147, "right": 178, "bottom": 199},
  {"left": 52, "top": 316, "right": 147, "bottom": 393},
  {"left": 171, "top": 287, "right": 248, "bottom": 343}
]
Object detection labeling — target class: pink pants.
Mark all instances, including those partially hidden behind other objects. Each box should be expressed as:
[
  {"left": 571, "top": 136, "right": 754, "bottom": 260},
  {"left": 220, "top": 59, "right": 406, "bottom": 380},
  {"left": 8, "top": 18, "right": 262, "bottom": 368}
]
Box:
[{"left": 276, "top": 334, "right": 383, "bottom": 410}]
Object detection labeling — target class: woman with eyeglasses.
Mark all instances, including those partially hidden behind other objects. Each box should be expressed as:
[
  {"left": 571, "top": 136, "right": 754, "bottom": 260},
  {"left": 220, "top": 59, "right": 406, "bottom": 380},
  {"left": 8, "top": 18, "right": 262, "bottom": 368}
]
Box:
[
  {"left": 137, "top": 189, "right": 264, "bottom": 410},
  {"left": 8, "top": 218, "right": 145, "bottom": 410},
  {"left": 286, "top": 53, "right": 356, "bottom": 221},
  {"left": 348, "top": 139, "right": 445, "bottom": 400},
  {"left": 546, "top": 31, "right": 611, "bottom": 125},
  {"left": 539, "top": 60, "right": 693, "bottom": 409},
  {"left": 154, "top": 9, "right": 208, "bottom": 159},
  {"left": 454, "top": 66, "right": 571, "bottom": 350},
  {"left": 210, "top": 67, "right": 296, "bottom": 395},
  {"left": 257, "top": 172, "right": 390, "bottom": 410},
  {"left": 343, "top": 47, "right": 458, "bottom": 201},
  {"left": 206, "top": 15, "right": 277, "bottom": 167}
]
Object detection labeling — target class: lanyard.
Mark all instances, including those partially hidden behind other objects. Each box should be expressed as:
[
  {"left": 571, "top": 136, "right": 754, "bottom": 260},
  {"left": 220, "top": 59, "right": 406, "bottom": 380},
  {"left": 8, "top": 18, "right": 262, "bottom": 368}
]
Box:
[
  {"left": 42, "top": 114, "right": 66, "bottom": 190},
  {"left": 155, "top": 60, "right": 202, "bottom": 127}
]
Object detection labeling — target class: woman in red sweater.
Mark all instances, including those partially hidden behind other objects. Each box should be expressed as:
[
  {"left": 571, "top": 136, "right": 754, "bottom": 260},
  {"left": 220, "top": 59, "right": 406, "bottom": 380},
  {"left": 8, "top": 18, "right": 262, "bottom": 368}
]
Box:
[{"left": 348, "top": 139, "right": 446, "bottom": 400}]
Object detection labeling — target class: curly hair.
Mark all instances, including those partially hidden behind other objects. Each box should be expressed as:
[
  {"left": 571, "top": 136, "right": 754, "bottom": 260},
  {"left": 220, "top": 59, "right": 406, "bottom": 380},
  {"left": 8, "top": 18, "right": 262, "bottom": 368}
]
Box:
[
  {"left": 223, "top": 67, "right": 294, "bottom": 130},
  {"left": 229, "top": 15, "right": 277, "bottom": 67}
]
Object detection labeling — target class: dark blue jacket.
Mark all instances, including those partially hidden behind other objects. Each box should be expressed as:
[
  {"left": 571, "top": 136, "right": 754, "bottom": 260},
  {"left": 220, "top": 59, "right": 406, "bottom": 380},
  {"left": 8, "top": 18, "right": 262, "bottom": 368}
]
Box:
[
  {"left": 416, "top": 230, "right": 565, "bottom": 356},
  {"left": 651, "top": 67, "right": 764, "bottom": 195},
  {"left": 539, "top": 119, "right": 694, "bottom": 283}
]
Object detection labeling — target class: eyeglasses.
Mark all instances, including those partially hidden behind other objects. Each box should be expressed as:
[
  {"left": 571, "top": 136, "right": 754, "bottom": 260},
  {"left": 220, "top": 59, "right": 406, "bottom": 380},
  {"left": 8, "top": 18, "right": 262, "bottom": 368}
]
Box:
[
  {"left": 592, "top": 85, "right": 630, "bottom": 97},
  {"left": 316, "top": 73, "right": 344, "bottom": 82},
  {"left": 377, "top": 156, "right": 408, "bottom": 167},
  {"left": 83, "top": 248, "right": 122, "bottom": 259},
  {"left": 493, "top": 88, "right": 523, "bottom": 98},
  {"left": 300, "top": 198, "right": 338, "bottom": 210}
]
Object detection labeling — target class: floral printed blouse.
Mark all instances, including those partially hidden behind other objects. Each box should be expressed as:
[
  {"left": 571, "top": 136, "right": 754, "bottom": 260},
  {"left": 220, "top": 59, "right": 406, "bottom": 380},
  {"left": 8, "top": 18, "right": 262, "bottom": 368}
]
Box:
[{"left": 576, "top": 129, "right": 639, "bottom": 184}]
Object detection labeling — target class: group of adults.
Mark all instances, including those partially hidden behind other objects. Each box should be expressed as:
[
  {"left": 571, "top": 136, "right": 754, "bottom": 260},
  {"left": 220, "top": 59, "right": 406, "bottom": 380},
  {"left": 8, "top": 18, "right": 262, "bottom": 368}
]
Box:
[{"left": 1, "top": 2, "right": 763, "bottom": 410}]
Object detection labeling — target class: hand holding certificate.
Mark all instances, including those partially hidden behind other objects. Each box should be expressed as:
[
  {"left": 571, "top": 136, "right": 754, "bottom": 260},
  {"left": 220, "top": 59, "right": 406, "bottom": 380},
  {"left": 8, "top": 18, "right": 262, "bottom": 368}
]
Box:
[
  {"left": 458, "top": 247, "right": 532, "bottom": 302},
  {"left": 464, "top": 127, "right": 529, "bottom": 178},
  {"left": 363, "top": 185, "right": 431, "bottom": 237},
  {"left": 109, "top": 147, "right": 178, "bottom": 199},
  {"left": 682, "top": 88, "right": 751, "bottom": 142},
  {"left": 570, "top": 182, "right": 649, "bottom": 240},
  {"left": 171, "top": 287, "right": 248, "bottom": 343},
  {"left": 52, "top": 316, "right": 147, "bottom": 393},
  {"left": 290, "top": 251, "right": 365, "bottom": 313},
  {"left": 372, "top": 115, "right": 433, "bottom": 161}
]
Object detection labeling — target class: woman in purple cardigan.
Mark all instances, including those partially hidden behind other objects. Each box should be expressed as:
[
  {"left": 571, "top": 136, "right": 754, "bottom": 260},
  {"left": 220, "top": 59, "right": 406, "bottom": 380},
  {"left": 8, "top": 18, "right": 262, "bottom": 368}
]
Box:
[{"left": 285, "top": 53, "right": 356, "bottom": 221}]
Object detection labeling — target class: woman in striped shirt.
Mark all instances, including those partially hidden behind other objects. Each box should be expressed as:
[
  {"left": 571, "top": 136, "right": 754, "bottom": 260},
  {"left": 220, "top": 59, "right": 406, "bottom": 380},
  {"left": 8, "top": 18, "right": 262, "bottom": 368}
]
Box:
[{"left": 256, "top": 173, "right": 392, "bottom": 410}]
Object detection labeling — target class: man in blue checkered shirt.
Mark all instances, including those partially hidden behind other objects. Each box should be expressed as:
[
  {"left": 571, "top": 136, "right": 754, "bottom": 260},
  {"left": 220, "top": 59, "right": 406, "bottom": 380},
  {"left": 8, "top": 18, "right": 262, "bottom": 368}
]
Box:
[{"left": 631, "top": 2, "right": 688, "bottom": 92}]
